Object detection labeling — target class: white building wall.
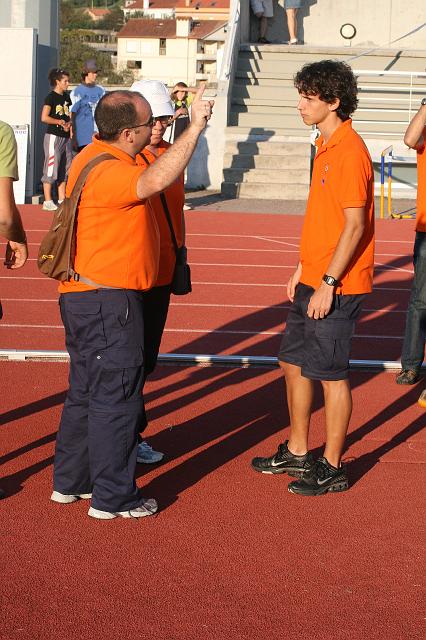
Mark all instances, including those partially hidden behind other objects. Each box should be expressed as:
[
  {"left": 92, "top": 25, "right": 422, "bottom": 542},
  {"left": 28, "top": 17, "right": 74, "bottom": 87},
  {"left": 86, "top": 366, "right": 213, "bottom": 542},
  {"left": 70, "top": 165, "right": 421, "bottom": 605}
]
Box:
[
  {"left": 262, "top": 0, "right": 426, "bottom": 48},
  {"left": 118, "top": 37, "right": 198, "bottom": 85},
  {"left": 0, "top": 28, "right": 37, "bottom": 199}
]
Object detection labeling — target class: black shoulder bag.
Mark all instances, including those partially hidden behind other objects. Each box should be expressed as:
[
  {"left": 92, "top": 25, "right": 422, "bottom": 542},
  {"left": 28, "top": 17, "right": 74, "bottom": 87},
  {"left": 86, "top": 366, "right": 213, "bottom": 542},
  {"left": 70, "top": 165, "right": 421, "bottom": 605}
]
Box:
[{"left": 140, "top": 153, "right": 192, "bottom": 295}]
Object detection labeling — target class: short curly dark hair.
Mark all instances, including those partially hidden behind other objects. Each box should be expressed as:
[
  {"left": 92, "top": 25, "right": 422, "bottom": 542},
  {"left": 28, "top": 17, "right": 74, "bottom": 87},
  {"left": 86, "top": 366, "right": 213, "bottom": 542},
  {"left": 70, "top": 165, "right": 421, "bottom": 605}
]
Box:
[{"left": 294, "top": 60, "right": 358, "bottom": 121}]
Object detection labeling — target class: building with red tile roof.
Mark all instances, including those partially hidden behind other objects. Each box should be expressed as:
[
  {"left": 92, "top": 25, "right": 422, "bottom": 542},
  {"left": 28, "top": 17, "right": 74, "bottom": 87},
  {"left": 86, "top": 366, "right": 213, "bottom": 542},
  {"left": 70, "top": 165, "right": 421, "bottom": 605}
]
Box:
[
  {"left": 123, "top": 1, "right": 230, "bottom": 21},
  {"left": 83, "top": 7, "right": 111, "bottom": 22},
  {"left": 117, "top": 17, "right": 227, "bottom": 86}
]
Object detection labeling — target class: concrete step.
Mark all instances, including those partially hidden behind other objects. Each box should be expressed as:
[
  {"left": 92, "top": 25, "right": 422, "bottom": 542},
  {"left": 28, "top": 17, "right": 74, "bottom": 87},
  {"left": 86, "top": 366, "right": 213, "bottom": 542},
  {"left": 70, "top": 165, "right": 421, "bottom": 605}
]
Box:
[
  {"left": 224, "top": 126, "right": 311, "bottom": 141},
  {"left": 235, "top": 71, "right": 295, "bottom": 83},
  {"left": 223, "top": 152, "right": 309, "bottom": 170},
  {"left": 229, "top": 110, "right": 409, "bottom": 134},
  {"left": 224, "top": 140, "right": 310, "bottom": 155},
  {"left": 221, "top": 180, "right": 309, "bottom": 199},
  {"left": 235, "top": 65, "right": 426, "bottom": 88},
  {"left": 238, "top": 45, "right": 426, "bottom": 72},
  {"left": 223, "top": 167, "right": 310, "bottom": 184},
  {"left": 229, "top": 111, "right": 307, "bottom": 129},
  {"left": 233, "top": 83, "right": 296, "bottom": 99},
  {"left": 232, "top": 82, "right": 425, "bottom": 108},
  {"left": 231, "top": 101, "right": 414, "bottom": 125}
]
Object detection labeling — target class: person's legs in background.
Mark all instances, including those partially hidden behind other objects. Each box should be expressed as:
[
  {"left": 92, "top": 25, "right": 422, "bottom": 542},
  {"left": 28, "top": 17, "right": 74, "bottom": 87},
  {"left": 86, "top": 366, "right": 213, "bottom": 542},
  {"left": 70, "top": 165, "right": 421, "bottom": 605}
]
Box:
[
  {"left": 397, "top": 232, "right": 426, "bottom": 384},
  {"left": 285, "top": 0, "right": 304, "bottom": 44},
  {"left": 286, "top": 8, "right": 298, "bottom": 43},
  {"left": 137, "top": 285, "right": 172, "bottom": 464}
]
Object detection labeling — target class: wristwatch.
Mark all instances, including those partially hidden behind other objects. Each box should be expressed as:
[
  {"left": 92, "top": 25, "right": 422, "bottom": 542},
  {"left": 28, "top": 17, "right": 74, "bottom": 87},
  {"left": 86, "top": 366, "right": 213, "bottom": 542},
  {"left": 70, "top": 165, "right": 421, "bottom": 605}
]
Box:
[
  {"left": 421, "top": 98, "right": 426, "bottom": 106},
  {"left": 322, "top": 274, "right": 340, "bottom": 287}
]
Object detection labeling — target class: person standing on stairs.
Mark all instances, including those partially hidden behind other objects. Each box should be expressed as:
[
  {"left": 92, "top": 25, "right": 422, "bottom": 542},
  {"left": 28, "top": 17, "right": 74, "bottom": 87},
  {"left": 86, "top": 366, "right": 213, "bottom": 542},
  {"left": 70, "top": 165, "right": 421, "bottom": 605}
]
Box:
[{"left": 250, "top": 0, "right": 274, "bottom": 44}]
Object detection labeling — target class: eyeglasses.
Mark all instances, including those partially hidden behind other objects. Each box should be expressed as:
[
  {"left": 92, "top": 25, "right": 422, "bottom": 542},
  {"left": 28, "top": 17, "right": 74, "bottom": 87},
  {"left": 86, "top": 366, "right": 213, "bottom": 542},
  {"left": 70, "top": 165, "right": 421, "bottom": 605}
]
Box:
[
  {"left": 121, "top": 116, "right": 155, "bottom": 133},
  {"left": 153, "top": 116, "right": 173, "bottom": 126},
  {"left": 121, "top": 115, "right": 173, "bottom": 134}
]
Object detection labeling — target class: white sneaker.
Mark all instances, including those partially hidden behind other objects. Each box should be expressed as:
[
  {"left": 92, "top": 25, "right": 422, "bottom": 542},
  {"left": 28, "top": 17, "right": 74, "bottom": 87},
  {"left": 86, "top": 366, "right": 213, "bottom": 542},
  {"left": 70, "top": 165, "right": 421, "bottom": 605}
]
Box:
[
  {"left": 51, "top": 490, "right": 92, "bottom": 504},
  {"left": 42, "top": 200, "right": 58, "bottom": 211},
  {"left": 88, "top": 498, "right": 158, "bottom": 519},
  {"left": 137, "top": 441, "right": 164, "bottom": 464}
]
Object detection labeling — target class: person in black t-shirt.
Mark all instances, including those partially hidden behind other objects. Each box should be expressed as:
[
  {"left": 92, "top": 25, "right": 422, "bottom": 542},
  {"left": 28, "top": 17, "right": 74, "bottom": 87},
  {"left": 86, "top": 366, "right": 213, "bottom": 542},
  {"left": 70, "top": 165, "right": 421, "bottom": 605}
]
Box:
[{"left": 40, "top": 68, "right": 72, "bottom": 211}]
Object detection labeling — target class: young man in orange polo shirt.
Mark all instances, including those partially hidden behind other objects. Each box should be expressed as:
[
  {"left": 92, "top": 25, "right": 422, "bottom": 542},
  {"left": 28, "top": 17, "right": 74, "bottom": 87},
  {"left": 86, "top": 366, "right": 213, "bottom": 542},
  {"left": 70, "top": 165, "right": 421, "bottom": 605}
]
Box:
[
  {"left": 396, "top": 99, "right": 426, "bottom": 385},
  {"left": 252, "top": 60, "right": 375, "bottom": 495}
]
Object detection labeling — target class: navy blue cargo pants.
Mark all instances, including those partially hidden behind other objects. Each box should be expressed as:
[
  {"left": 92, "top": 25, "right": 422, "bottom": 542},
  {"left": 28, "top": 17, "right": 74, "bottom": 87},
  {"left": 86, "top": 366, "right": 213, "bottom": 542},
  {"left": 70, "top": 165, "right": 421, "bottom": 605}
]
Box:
[{"left": 53, "top": 288, "right": 146, "bottom": 513}]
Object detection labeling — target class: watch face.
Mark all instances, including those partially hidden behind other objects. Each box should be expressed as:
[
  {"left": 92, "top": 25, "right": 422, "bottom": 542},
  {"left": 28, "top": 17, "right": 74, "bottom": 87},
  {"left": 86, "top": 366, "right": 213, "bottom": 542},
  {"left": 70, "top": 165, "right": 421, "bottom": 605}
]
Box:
[{"left": 422, "top": 98, "right": 426, "bottom": 106}]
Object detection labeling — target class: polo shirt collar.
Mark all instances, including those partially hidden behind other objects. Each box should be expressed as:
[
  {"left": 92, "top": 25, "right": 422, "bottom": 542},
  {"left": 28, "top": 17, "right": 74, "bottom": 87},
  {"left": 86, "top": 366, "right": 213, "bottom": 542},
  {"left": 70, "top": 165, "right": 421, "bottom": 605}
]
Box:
[
  {"left": 91, "top": 134, "right": 136, "bottom": 164},
  {"left": 315, "top": 118, "right": 353, "bottom": 155}
]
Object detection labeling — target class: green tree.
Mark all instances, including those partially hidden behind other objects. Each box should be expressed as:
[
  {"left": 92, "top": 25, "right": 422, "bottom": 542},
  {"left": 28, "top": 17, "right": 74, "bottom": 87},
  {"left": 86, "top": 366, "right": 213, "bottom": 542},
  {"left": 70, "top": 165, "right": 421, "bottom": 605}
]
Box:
[
  {"left": 60, "top": 5, "right": 93, "bottom": 30},
  {"left": 97, "top": 8, "right": 124, "bottom": 32},
  {"left": 60, "top": 31, "right": 112, "bottom": 82},
  {"left": 60, "top": 30, "right": 133, "bottom": 85}
]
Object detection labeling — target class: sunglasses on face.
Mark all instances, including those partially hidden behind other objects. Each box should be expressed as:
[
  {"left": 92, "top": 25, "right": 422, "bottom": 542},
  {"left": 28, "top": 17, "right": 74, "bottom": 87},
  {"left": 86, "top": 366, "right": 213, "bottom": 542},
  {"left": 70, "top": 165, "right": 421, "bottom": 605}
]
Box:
[{"left": 121, "top": 115, "right": 173, "bottom": 134}]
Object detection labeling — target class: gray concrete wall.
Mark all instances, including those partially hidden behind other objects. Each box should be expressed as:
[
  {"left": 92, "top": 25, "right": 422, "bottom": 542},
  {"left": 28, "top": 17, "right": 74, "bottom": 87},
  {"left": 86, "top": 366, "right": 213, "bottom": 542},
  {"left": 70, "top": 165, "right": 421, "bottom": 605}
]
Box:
[
  {"left": 250, "top": 0, "right": 426, "bottom": 49},
  {"left": 0, "top": 0, "right": 59, "bottom": 197}
]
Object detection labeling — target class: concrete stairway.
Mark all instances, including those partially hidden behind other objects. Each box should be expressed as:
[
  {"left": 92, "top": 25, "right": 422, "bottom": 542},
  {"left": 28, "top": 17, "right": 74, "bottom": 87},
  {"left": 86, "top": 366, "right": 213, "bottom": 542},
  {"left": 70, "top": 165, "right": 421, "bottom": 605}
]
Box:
[
  {"left": 221, "top": 44, "right": 426, "bottom": 199},
  {"left": 221, "top": 137, "right": 310, "bottom": 199}
]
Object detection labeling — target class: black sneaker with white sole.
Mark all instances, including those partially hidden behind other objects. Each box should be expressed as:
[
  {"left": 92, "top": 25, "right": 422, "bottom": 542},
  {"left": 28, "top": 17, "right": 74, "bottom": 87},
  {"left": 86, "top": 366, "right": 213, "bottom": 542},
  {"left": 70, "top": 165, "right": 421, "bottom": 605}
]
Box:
[
  {"left": 288, "top": 457, "right": 348, "bottom": 496},
  {"left": 251, "top": 440, "right": 314, "bottom": 478}
]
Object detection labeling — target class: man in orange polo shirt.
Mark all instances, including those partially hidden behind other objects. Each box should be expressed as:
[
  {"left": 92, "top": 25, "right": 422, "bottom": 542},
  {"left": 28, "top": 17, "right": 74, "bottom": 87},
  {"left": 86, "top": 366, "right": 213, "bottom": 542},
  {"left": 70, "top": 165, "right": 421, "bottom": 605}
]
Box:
[
  {"left": 252, "top": 60, "right": 375, "bottom": 495},
  {"left": 396, "top": 99, "right": 426, "bottom": 385},
  {"left": 51, "top": 88, "right": 213, "bottom": 519}
]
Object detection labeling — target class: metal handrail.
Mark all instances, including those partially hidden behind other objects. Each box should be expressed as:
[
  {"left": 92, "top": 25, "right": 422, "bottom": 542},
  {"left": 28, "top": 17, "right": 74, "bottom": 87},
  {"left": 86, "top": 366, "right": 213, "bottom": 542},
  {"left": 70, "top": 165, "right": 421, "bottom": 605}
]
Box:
[
  {"left": 218, "top": 0, "right": 240, "bottom": 83},
  {"left": 354, "top": 69, "right": 426, "bottom": 123},
  {"left": 354, "top": 70, "right": 426, "bottom": 77}
]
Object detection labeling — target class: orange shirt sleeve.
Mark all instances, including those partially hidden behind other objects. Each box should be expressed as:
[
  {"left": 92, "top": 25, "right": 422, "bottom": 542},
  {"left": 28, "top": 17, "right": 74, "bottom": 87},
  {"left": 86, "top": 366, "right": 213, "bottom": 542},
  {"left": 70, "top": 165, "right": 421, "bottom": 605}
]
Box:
[{"left": 338, "top": 150, "right": 372, "bottom": 209}]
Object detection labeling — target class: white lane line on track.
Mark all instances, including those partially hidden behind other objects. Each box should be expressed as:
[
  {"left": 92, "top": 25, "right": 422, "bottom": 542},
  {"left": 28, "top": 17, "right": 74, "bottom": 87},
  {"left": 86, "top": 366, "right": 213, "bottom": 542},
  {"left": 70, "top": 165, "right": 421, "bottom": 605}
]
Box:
[
  {"left": 0, "top": 323, "right": 404, "bottom": 339},
  {"left": 20, "top": 231, "right": 413, "bottom": 245},
  {"left": 185, "top": 234, "right": 413, "bottom": 244},
  {"left": 251, "top": 235, "right": 300, "bottom": 248},
  {"left": 0, "top": 299, "right": 408, "bottom": 314},
  {"left": 0, "top": 276, "right": 413, "bottom": 291},
  {"left": 21, "top": 258, "right": 413, "bottom": 272},
  {"left": 1, "top": 239, "right": 414, "bottom": 257},
  {"left": 375, "top": 261, "right": 414, "bottom": 274},
  {"left": 187, "top": 247, "right": 413, "bottom": 258}
]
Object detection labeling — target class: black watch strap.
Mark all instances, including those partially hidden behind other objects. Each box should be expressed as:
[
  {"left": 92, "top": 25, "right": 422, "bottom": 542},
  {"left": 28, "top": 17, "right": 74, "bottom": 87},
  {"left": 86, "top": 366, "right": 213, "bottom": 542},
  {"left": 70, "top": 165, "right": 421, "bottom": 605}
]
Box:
[{"left": 322, "top": 274, "right": 339, "bottom": 287}]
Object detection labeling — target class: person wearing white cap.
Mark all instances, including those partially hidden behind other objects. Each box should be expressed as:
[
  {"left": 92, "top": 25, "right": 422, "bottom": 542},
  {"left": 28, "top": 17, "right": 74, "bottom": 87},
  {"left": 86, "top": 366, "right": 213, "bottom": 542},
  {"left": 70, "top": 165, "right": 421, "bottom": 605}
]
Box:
[{"left": 130, "top": 80, "right": 186, "bottom": 465}]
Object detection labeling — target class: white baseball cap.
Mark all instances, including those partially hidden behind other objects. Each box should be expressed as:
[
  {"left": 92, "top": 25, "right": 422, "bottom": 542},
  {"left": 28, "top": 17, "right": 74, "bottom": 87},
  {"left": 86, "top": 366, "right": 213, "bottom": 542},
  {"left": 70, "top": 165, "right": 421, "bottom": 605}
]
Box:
[{"left": 130, "top": 80, "right": 174, "bottom": 117}]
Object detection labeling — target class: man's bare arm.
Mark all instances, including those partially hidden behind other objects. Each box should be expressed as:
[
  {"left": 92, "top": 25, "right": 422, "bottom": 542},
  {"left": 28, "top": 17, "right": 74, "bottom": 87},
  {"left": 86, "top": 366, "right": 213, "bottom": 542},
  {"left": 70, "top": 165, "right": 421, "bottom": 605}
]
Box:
[
  {"left": 404, "top": 103, "right": 426, "bottom": 149},
  {"left": 0, "top": 177, "right": 28, "bottom": 268},
  {"left": 41, "top": 104, "right": 69, "bottom": 130},
  {"left": 137, "top": 86, "right": 214, "bottom": 200},
  {"left": 307, "top": 207, "right": 366, "bottom": 319}
]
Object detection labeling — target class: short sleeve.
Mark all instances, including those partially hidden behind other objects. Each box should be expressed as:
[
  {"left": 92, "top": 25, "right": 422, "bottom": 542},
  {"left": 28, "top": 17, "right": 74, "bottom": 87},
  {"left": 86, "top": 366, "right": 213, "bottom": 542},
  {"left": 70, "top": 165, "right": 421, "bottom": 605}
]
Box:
[
  {"left": 338, "top": 149, "right": 372, "bottom": 209},
  {"left": 70, "top": 88, "right": 81, "bottom": 113},
  {"left": 44, "top": 92, "right": 54, "bottom": 108},
  {"left": 417, "top": 126, "right": 426, "bottom": 155},
  {"left": 0, "top": 122, "right": 19, "bottom": 180}
]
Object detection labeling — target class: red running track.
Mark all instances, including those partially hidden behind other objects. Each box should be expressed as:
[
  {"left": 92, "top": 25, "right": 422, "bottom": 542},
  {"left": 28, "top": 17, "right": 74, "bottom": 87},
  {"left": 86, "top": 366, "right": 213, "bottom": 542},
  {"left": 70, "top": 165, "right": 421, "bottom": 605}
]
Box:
[
  {"left": 0, "top": 205, "right": 423, "bottom": 364},
  {"left": 0, "top": 361, "right": 424, "bottom": 639},
  {"left": 0, "top": 207, "right": 424, "bottom": 639}
]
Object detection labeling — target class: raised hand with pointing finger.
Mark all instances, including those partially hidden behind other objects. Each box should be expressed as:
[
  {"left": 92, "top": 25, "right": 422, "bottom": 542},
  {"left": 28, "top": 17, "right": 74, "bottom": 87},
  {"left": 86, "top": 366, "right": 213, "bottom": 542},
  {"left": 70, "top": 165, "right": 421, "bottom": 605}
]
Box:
[{"left": 188, "top": 83, "right": 215, "bottom": 131}]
